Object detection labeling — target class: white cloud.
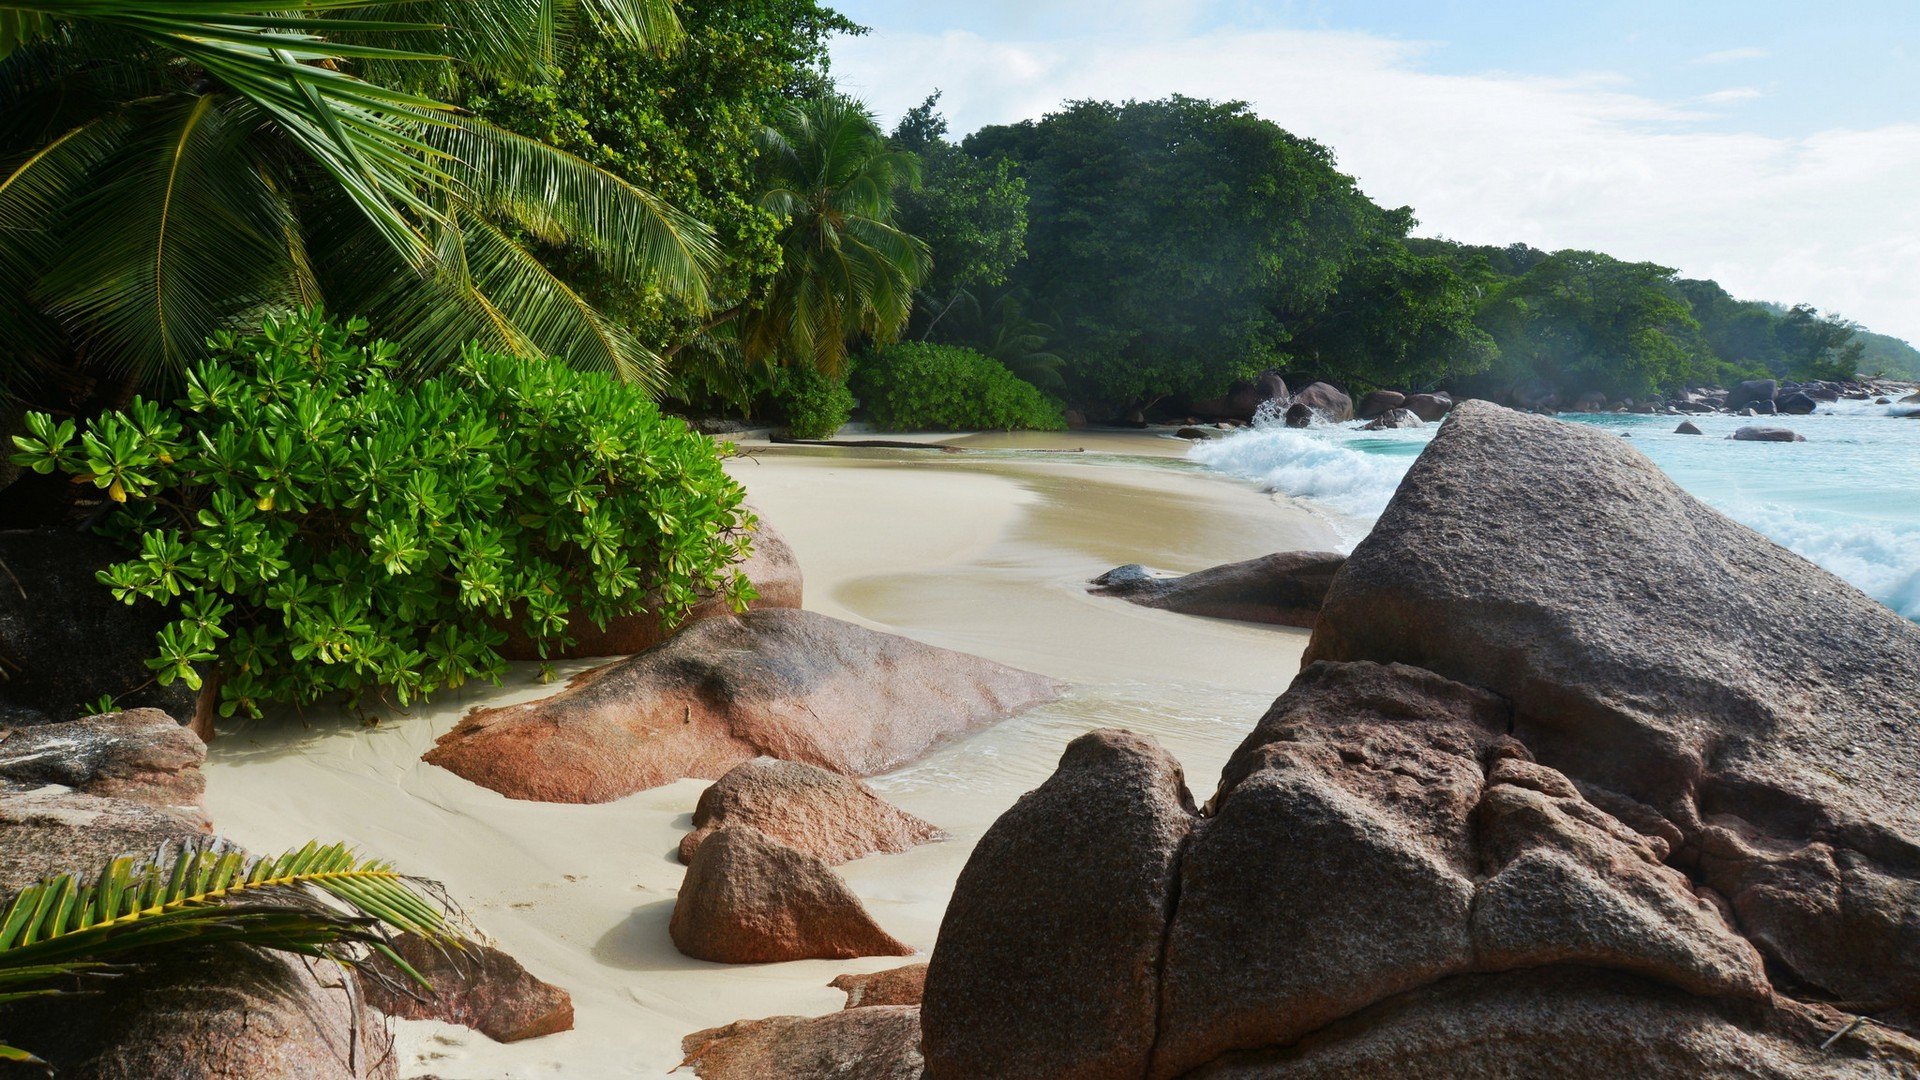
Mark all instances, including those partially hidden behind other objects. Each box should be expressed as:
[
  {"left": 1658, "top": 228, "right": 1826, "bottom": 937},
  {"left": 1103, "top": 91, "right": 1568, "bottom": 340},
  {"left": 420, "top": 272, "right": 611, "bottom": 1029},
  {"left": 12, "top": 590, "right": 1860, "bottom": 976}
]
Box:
[
  {"left": 832, "top": 27, "right": 1920, "bottom": 343},
  {"left": 1692, "top": 47, "right": 1772, "bottom": 64},
  {"left": 1701, "top": 87, "right": 1764, "bottom": 104}
]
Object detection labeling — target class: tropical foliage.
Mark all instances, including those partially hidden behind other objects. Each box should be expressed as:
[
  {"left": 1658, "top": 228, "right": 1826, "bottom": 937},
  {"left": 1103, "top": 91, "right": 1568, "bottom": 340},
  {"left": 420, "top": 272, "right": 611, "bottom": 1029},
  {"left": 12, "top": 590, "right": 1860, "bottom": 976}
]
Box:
[
  {"left": 770, "top": 363, "right": 855, "bottom": 438},
  {"left": 9, "top": 310, "right": 753, "bottom": 717},
  {"left": 0, "top": 838, "right": 460, "bottom": 1066},
  {"left": 0, "top": 0, "right": 713, "bottom": 408},
  {"left": 851, "top": 342, "right": 1065, "bottom": 432}
]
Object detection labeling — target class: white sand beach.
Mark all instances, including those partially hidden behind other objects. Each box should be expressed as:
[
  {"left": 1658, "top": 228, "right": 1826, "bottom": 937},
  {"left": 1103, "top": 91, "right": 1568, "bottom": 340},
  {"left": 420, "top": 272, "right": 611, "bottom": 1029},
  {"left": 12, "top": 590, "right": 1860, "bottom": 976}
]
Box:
[{"left": 201, "top": 431, "right": 1341, "bottom": 1078}]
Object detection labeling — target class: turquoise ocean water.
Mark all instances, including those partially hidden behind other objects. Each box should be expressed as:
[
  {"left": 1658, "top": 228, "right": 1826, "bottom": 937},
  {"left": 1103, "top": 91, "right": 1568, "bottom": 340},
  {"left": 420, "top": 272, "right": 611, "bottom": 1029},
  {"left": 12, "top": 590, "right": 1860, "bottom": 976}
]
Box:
[{"left": 1190, "top": 399, "right": 1920, "bottom": 620}]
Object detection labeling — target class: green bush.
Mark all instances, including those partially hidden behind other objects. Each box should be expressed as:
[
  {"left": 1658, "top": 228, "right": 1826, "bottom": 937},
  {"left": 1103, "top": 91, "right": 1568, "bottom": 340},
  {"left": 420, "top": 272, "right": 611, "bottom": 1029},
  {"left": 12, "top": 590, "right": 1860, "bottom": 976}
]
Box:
[
  {"left": 771, "top": 364, "right": 855, "bottom": 439},
  {"left": 9, "top": 310, "right": 754, "bottom": 718},
  {"left": 850, "top": 343, "right": 1066, "bottom": 432}
]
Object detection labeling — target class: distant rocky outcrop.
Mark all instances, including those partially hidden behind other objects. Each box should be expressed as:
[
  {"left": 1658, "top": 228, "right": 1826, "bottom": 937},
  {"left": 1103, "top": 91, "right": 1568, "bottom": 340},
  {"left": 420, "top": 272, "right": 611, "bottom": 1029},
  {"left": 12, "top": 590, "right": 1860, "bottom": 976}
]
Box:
[
  {"left": 1725, "top": 379, "right": 1779, "bottom": 412},
  {"left": 678, "top": 758, "right": 944, "bottom": 865},
  {"left": 1089, "top": 552, "right": 1346, "bottom": 629},
  {"left": 360, "top": 933, "right": 574, "bottom": 1043},
  {"left": 428, "top": 609, "right": 1063, "bottom": 803},
  {"left": 679, "top": 1006, "right": 924, "bottom": 1079},
  {"left": 917, "top": 402, "right": 1920, "bottom": 1078},
  {"left": 497, "top": 512, "right": 802, "bottom": 661},
  {"left": 670, "top": 825, "right": 913, "bottom": 964}
]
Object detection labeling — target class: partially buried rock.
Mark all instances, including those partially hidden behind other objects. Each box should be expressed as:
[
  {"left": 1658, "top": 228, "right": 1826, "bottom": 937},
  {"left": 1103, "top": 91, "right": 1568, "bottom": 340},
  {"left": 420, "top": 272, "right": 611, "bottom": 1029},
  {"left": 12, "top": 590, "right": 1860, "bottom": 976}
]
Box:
[
  {"left": 669, "top": 825, "right": 912, "bottom": 964},
  {"left": 427, "top": 609, "right": 1063, "bottom": 803},
  {"left": 679, "top": 1006, "right": 923, "bottom": 1080},
  {"left": 1361, "top": 407, "right": 1423, "bottom": 431},
  {"left": 0, "top": 708, "right": 208, "bottom": 828},
  {"left": 1674, "top": 420, "right": 1703, "bottom": 435},
  {"left": 678, "top": 758, "right": 945, "bottom": 866},
  {"left": 921, "top": 730, "right": 1197, "bottom": 1080},
  {"left": 1089, "top": 551, "right": 1345, "bottom": 629},
  {"left": 831, "top": 963, "right": 928, "bottom": 1009},
  {"left": 1731, "top": 425, "right": 1806, "bottom": 442},
  {"left": 497, "top": 512, "right": 802, "bottom": 661},
  {"left": 359, "top": 933, "right": 573, "bottom": 1043}
]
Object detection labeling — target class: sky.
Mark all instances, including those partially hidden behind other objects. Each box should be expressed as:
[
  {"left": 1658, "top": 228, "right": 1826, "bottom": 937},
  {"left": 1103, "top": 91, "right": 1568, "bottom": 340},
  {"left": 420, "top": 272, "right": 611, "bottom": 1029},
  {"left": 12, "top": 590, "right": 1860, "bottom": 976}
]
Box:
[{"left": 825, "top": 1, "right": 1920, "bottom": 343}]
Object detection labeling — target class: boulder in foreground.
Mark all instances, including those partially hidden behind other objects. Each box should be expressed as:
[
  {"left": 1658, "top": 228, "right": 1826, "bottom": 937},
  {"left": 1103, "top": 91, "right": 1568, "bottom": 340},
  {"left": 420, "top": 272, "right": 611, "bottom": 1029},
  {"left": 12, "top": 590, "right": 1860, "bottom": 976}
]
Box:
[
  {"left": 669, "top": 825, "right": 913, "bottom": 964},
  {"left": 0, "top": 708, "right": 208, "bottom": 828},
  {"left": 427, "top": 609, "right": 1063, "bottom": 802},
  {"left": 678, "top": 758, "right": 944, "bottom": 865},
  {"left": 678, "top": 1006, "right": 923, "bottom": 1080},
  {"left": 360, "top": 933, "right": 573, "bottom": 1043},
  {"left": 1090, "top": 552, "right": 1345, "bottom": 629}
]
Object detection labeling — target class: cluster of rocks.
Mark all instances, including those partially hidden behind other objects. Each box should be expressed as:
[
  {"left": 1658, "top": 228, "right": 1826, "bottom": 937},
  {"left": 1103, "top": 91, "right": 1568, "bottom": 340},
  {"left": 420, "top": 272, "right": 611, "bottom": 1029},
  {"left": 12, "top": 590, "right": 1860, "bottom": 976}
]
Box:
[
  {"left": 0, "top": 709, "right": 575, "bottom": 1077},
  {"left": 1182, "top": 371, "right": 1448, "bottom": 431},
  {"left": 911, "top": 401, "right": 1920, "bottom": 1078},
  {"left": 1521, "top": 376, "right": 1916, "bottom": 418},
  {"left": 669, "top": 759, "right": 940, "bottom": 965}
]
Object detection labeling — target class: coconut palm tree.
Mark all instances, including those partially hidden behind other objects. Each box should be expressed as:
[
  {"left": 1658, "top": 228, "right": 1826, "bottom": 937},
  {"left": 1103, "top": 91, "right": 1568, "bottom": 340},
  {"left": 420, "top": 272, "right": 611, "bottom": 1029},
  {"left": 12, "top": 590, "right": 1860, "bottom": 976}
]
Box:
[
  {"left": 0, "top": 0, "right": 714, "bottom": 406},
  {"left": 671, "top": 94, "right": 927, "bottom": 375}
]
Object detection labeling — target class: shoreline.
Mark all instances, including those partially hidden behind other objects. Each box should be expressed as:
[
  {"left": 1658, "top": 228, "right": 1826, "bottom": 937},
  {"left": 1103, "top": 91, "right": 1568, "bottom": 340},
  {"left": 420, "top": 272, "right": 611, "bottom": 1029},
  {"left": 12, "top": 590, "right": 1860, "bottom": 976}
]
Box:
[{"left": 199, "top": 431, "right": 1341, "bottom": 1078}]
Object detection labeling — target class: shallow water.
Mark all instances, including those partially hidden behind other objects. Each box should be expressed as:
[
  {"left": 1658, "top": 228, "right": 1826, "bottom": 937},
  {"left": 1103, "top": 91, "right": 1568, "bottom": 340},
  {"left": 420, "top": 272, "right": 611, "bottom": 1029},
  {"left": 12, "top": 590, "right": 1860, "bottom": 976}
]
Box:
[{"left": 1191, "top": 400, "right": 1920, "bottom": 619}]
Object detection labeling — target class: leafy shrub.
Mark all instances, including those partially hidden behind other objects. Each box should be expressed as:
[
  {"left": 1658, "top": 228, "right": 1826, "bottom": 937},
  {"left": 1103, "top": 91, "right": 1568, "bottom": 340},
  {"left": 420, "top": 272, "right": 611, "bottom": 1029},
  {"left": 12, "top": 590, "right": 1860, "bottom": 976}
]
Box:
[
  {"left": 10, "top": 310, "right": 753, "bottom": 718},
  {"left": 772, "top": 364, "right": 855, "bottom": 439},
  {"left": 850, "top": 342, "right": 1066, "bottom": 432}
]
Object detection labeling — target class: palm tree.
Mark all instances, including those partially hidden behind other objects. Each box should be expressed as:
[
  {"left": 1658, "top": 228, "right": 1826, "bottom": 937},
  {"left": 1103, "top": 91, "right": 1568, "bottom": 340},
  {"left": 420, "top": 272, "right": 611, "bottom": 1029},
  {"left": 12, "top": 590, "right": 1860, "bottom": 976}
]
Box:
[
  {"left": 674, "top": 94, "right": 928, "bottom": 375},
  {"left": 0, "top": 0, "right": 714, "bottom": 406},
  {"left": 937, "top": 288, "right": 1067, "bottom": 394},
  {"left": 0, "top": 839, "right": 462, "bottom": 1067}
]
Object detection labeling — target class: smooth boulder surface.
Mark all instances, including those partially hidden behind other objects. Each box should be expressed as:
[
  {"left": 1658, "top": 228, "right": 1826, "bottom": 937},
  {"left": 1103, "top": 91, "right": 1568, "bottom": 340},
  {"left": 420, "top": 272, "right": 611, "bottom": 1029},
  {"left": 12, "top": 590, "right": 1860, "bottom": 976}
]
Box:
[
  {"left": 831, "top": 963, "right": 928, "bottom": 1009},
  {"left": 497, "top": 514, "right": 802, "bottom": 661},
  {"left": 360, "top": 933, "right": 574, "bottom": 1043},
  {"left": 428, "top": 609, "right": 1064, "bottom": 802},
  {"left": 1400, "top": 393, "right": 1452, "bottom": 421},
  {"left": 1675, "top": 420, "right": 1704, "bottom": 435},
  {"left": 1191, "top": 371, "right": 1289, "bottom": 422},
  {"left": 0, "top": 708, "right": 208, "bottom": 827},
  {"left": 1732, "top": 425, "right": 1806, "bottom": 442},
  {"left": 669, "top": 825, "right": 913, "bottom": 964},
  {"left": 678, "top": 1006, "right": 924, "bottom": 1080},
  {"left": 0, "top": 529, "right": 200, "bottom": 727},
  {"left": 1290, "top": 382, "right": 1354, "bottom": 423},
  {"left": 1354, "top": 390, "right": 1406, "bottom": 420},
  {"left": 921, "top": 730, "right": 1197, "bottom": 1080},
  {"left": 1307, "top": 400, "right": 1920, "bottom": 1021},
  {"left": 1089, "top": 552, "right": 1346, "bottom": 629},
  {"left": 1361, "top": 407, "right": 1423, "bottom": 431},
  {"left": 678, "top": 758, "right": 945, "bottom": 865}
]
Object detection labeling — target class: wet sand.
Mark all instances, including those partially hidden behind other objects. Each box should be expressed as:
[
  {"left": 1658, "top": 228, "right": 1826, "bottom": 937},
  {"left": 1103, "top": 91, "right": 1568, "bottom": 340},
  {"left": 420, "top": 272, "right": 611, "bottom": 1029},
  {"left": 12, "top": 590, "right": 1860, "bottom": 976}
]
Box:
[{"left": 201, "top": 431, "right": 1340, "bottom": 1078}]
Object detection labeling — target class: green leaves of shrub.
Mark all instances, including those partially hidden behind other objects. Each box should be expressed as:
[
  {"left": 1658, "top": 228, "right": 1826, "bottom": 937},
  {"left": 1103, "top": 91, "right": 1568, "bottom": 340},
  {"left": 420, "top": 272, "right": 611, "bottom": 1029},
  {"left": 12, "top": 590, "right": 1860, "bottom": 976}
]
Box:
[
  {"left": 850, "top": 342, "right": 1066, "bottom": 433},
  {"left": 772, "top": 364, "right": 856, "bottom": 439},
  {"left": 10, "top": 309, "right": 753, "bottom": 719}
]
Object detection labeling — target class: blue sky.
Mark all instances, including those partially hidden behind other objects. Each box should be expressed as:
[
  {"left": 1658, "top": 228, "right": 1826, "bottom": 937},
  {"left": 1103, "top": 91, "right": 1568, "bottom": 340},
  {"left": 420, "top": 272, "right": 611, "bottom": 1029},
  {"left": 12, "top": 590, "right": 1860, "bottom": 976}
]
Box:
[{"left": 827, "top": 1, "right": 1920, "bottom": 342}]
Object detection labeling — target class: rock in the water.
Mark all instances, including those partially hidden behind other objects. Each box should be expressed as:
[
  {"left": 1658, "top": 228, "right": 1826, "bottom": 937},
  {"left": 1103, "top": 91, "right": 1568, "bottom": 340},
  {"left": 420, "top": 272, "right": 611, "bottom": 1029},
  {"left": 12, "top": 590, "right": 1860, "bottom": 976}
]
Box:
[
  {"left": 1777, "top": 391, "right": 1818, "bottom": 415},
  {"left": 360, "top": 933, "right": 573, "bottom": 1043},
  {"left": 1307, "top": 400, "right": 1920, "bottom": 1019},
  {"left": 1401, "top": 393, "right": 1453, "bottom": 422},
  {"left": 1731, "top": 425, "right": 1806, "bottom": 442},
  {"left": 1571, "top": 391, "right": 1608, "bottom": 412},
  {"left": 1361, "top": 407, "right": 1424, "bottom": 431},
  {"left": 1088, "top": 552, "right": 1346, "bottom": 629},
  {"left": 921, "top": 730, "right": 1196, "bottom": 1080},
  {"left": 1726, "top": 378, "right": 1779, "bottom": 411},
  {"left": 1675, "top": 420, "right": 1704, "bottom": 435},
  {"left": 0, "top": 529, "right": 201, "bottom": 727},
  {"left": 678, "top": 758, "right": 945, "bottom": 865},
  {"left": 679, "top": 1006, "right": 924, "bottom": 1080},
  {"left": 497, "top": 513, "right": 802, "bottom": 661},
  {"left": 1354, "top": 390, "right": 1406, "bottom": 420},
  {"left": 428, "top": 609, "right": 1063, "bottom": 802},
  {"left": 669, "top": 825, "right": 912, "bottom": 964},
  {"left": 1281, "top": 401, "right": 1316, "bottom": 428},
  {"left": 1175, "top": 425, "right": 1220, "bottom": 440},
  {"left": 0, "top": 708, "right": 207, "bottom": 827},
  {"left": 831, "top": 963, "right": 928, "bottom": 1009},
  {"left": 1290, "top": 382, "right": 1354, "bottom": 423},
  {"left": 1192, "top": 371, "right": 1289, "bottom": 422}
]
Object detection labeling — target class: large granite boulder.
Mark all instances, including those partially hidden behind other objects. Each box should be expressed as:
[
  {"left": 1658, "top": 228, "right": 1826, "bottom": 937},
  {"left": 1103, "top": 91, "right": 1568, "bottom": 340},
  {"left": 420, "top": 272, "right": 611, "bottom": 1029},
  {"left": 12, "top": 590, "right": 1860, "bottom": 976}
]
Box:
[
  {"left": 1354, "top": 390, "right": 1406, "bottom": 421},
  {"left": 1089, "top": 552, "right": 1346, "bottom": 629},
  {"left": 0, "top": 708, "right": 208, "bottom": 827},
  {"left": 1191, "top": 371, "right": 1290, "bottom": 422},
  {"left": 428, "top": 609, "right": 1063, "bottom": 802},
  {"left": 0, "top": 529, "right": 200, "bottom": 727},
  {"left": 678, "top": 758, "right": 944, "bottom": 865},
  {"left": 1290, "top": 382, "right": 1354, "bottom": 423},
  {"left": 921, "top": 730, "right": 1197, "bottom": 1080},
  {"left": 1726, "top": 378, "right": 1779, "bottom": 411},
  {"left": 678, "top": 1006, "right": 924, "bottom": 1080},
  {"left": 496, "top": 513, "right": 803, "bottom": 661},
  {"left": 359, "top": 933, "right": 573, "bottom": 1043},
  {"left": 1400, "top": 392, "right": 1452, "bottom": 422},
  {"left": 1732, "top": 425, "right": 1806, "bottom": 442},
  {"left": 669, "top": 825, "right": 912, "bottom": 964},
  {"left": 1306, "top": 400, "right": 1920, "bottom": 1022}
]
